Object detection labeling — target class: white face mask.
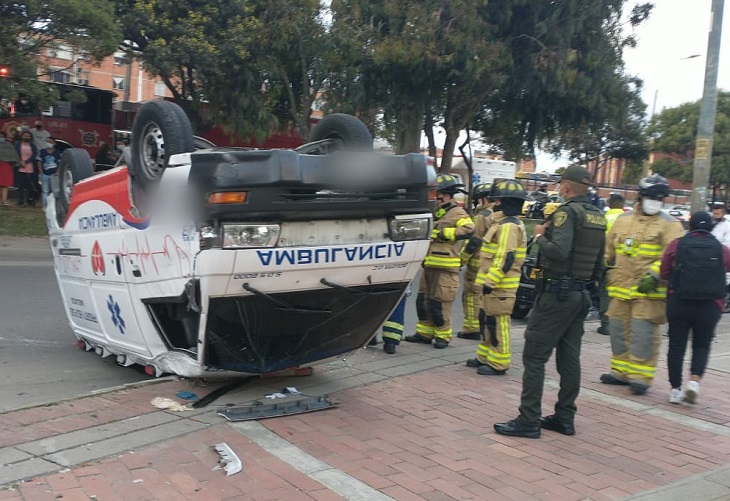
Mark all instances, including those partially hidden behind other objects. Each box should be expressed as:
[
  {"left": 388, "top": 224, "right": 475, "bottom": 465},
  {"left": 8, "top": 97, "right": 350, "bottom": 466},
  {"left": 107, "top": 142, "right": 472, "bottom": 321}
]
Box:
[{"left": 642, "top": 199, "right": 662, "bottom": 215}]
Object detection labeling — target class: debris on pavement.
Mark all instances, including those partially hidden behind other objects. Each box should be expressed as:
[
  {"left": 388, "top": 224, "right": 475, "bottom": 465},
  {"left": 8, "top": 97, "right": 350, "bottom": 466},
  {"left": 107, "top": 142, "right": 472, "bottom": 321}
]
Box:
[
  {"left": 212, "top": 443, "right": 242, "bottom": 476},
  {"left": 192, "top": 376, "right": 258, "bottom": 408},
  {"left": 218, "top": 395, "right": 335, "bottom": 421},
  {"left": 175, "top": 391, "right": 198, "bottom": 400},
  {"left": 151, "top": 397, "right": 190, "bottom": 412},
  {"left": 265, "top": 392, "right": 287, "bottom": 399}
]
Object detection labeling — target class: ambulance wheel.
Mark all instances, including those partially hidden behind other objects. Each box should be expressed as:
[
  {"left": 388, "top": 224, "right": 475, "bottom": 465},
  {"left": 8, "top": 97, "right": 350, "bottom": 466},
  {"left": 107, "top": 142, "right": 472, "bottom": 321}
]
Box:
[
  {"left": 56, "top": 148, "right": 94, "bottom": 225},
  {"left": 310, "top": 113, "right": 373, "bottom": 150},
  {"left": 130, "top": 100, "right": 195, "bottom": 184}
]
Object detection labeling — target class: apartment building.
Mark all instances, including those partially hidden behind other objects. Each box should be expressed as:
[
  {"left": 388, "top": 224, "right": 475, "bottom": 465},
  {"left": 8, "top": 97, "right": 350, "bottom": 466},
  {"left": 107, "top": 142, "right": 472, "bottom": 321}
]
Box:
[{"left": 40, "top": 44, "right": 171, "bottom": 103}]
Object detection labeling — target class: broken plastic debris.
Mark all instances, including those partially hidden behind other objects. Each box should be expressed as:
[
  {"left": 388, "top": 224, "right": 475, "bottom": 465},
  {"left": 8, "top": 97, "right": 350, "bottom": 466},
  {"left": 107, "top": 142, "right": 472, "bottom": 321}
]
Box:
[
  {"left": 265, "top": 392, "right": 287, "bottom": 399},
  {"left": 212, "top": 443, "right": 242, "bottom": 475},
  {"left": 283, "top": 387, "right": 299, "bottom": 394},
  {"left": 151, "top": 397, "right": 190, "bottom": 412},
  {"left": 175, "top": 391, "right": 198, "bottom": 400}
]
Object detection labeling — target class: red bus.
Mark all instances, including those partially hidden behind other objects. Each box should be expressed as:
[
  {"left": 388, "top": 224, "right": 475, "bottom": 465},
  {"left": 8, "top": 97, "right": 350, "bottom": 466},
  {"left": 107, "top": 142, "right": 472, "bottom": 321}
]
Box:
[
  {"left": 1, "top": 82, "right": 306, "bottom": 158},
  {"left": 0, "top": 82, "right": 114, "bottom": 158}
]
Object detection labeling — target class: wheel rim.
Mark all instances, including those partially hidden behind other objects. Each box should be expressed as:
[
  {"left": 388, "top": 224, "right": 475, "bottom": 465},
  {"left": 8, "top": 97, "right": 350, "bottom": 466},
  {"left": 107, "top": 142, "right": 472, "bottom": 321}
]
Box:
[
  {"left": 138, "top": 121, "right": 166, "bottom": 178},
  {"left": 62, "top": 168, "right": 74, "bottom": 203}
]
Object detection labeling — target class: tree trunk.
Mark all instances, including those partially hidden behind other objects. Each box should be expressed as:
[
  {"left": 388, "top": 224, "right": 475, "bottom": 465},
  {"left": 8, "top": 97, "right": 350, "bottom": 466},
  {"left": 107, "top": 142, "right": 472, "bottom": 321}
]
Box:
[
  {"left": 440, "top": 131, "right": 458, "bottom": 173},
  {"left": 395, "top": 103, "right": 425, "bottom": 154}
]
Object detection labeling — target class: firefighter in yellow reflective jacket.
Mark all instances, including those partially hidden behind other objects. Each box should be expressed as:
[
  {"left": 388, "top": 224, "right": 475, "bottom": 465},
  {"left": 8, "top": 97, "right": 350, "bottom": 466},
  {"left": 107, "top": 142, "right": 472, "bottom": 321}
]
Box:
[
  {"left": 601, "top": 175, "right": 685, "bottom": 395},
  {"left": 405, "top": 174, "right": 475, "bottom": 349},
  {"left": 457, "top": 183, "right": 494, "bottom": 340},
  {"left": 465, "top": 179, "right": 527, "bottom": 375}
]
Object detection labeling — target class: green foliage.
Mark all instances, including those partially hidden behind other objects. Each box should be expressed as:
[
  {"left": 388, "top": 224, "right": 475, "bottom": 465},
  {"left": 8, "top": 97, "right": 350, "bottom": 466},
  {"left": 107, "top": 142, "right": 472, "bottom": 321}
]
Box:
[
  {"left": 647, "top": 92, "right": 730, "bottom": 186},
  {"left": 0, "top": 0, "right": 121, "bottom": 103},
  {"left": 120, "top": 0, "right": 274, "bottom": 137},
  {"left": 476, "top": 1, "right": 653, "bottom": 163}
]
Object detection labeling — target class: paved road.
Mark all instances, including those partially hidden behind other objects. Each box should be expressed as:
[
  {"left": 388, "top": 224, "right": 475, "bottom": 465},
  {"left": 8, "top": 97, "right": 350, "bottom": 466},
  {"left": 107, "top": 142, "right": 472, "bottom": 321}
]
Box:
[
  {"left": 5, "top": 236, "right": 730, "bottom": 500},
  {"left": 0, "top": 238, "right": 147, "bottom": 412}
]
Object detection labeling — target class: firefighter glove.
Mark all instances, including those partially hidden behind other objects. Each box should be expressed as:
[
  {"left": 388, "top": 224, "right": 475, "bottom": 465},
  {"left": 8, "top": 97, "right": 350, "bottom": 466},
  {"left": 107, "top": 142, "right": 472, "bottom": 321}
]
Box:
[
  {"left": 636, "top": 274, "right": 658, "bottom": 294},
  {"left": 430, "top": 228, "right": 441, "bottom": 241},
  {"left": 483, "top": 285, "right": 493, "bottom": 295}
]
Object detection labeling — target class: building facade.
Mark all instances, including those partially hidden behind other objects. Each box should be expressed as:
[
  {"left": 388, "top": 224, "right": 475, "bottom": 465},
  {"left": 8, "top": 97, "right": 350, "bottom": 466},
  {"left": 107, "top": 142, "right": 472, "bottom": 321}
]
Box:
[{"left": 40, "top": 44, "right": 171, "bottom": 103}]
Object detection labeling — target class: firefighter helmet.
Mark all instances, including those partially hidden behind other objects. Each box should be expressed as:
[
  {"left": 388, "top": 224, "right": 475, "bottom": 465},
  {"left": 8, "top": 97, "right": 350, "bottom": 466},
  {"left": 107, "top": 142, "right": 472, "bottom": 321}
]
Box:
[
  {"left": 435, "top": 174, "right": 465, "bottom": 194},
  {"left": 472, "top": 182, "right": 493, "bottom": 200},
  {"left": 638, "top": 174, "right": 670, "bottom": 199},
  {"left": 490, "top": 179, "right": 527, "bottom": 200}
]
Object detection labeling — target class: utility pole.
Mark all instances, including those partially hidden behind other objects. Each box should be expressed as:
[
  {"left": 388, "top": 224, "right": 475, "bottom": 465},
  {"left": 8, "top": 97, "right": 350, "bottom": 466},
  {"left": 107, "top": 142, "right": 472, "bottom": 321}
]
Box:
[{"left": 690, "top": 0, "right": 724, "bottom": 212}]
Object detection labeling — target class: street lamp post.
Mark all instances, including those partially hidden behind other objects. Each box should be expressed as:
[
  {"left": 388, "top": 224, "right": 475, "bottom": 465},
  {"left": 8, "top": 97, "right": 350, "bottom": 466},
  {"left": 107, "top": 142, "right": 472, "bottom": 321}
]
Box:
[{"left": 690, "top": 0, "right": 725, "bottom": 213}]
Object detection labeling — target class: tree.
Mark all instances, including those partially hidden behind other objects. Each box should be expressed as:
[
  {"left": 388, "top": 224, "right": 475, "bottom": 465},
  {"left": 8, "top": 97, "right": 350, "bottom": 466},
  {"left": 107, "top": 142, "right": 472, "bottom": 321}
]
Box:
[
  {"left": 0, "top": 0, "right": 120, "bottom": 105},
  {"left": 647, "top": 92, "right": 730, "bottom": 190},
  {"left": 118, "top": 0, "right": 274, "bottom": 137},
  {"left": 254, "top": 0, "right": 330, "bottom": 142},
  {"left": 546, "top": 75, "right": 649, "bottom": 175},
  {"left": 327, "top": 0, "right": 504, "bottom": 162},
  {"left": 475, "top": 1, "right": 653, "bottom": 164}
]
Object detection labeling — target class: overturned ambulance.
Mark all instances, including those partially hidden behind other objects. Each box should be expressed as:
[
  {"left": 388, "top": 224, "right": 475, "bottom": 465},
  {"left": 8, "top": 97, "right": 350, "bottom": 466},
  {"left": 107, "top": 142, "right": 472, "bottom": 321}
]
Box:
[{"left": 46, "top": 101, "right": 435, "bottom": 377}]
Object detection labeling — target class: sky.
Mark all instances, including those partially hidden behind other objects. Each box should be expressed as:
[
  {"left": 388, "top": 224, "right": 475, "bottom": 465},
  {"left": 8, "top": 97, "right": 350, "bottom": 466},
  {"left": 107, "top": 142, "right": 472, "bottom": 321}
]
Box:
[{"left": 536, "top": 0, "right": 730, "bottom": 171}]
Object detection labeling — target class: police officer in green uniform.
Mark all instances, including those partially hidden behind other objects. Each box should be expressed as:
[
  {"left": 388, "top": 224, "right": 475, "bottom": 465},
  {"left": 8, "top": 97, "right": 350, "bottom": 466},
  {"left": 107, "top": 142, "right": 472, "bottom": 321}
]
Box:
[{"left": 494, "top": 165, "right": 605, "bottom": 438}]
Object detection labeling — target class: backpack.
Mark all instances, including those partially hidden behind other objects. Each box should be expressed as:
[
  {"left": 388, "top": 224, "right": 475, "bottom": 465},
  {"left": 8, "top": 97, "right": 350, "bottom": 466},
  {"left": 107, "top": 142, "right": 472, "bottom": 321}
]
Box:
[{"left": 672, "top": 230, "right": 726, "bottom": 300}]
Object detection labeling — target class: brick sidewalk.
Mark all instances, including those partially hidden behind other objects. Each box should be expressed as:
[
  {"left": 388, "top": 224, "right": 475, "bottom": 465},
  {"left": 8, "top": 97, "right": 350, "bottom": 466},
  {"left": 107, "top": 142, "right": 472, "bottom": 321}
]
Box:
[{"left": 3, "top": 327, "right": 730, "bottom": 500}]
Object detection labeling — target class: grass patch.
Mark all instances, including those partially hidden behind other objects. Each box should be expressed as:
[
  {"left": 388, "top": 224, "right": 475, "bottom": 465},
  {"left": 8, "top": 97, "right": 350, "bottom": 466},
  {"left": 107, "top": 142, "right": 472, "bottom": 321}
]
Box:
[{"left": 0, "top": 204, "right": 48, "bottom": 237}]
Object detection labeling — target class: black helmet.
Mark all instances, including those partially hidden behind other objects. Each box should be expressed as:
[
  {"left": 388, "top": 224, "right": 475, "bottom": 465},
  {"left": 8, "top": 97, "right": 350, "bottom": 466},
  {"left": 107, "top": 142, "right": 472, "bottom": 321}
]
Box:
[
  {"left": 638, "top": 174, "right": 670, "bottom": 199},
  {"left": 472, "top": 182, "right": 493, "bottom": 200},
  {"left": 435, "top": 174, "right": 465, "bottom": 195},
  {"left": 539, "top": 182, "right": 548, "bottom": 189},
  {"left": 490, "top": 179, "right": 527, "bottom": 200}
]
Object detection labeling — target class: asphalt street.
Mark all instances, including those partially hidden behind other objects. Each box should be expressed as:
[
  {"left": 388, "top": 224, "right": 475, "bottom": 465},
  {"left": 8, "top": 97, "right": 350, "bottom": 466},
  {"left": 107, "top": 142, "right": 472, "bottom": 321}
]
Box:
[{"left": 0, "top": 237, "right": 148, "bottom": 412}]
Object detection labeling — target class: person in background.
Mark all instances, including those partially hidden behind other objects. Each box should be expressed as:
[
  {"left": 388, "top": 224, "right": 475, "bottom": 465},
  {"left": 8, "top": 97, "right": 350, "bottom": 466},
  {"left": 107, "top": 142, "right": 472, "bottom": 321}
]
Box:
[
  {"left": 94, "top": 142, "right": 117, "bottom": 171},
  {"left": 404, "top": 174, "right": 474, "bottom": 349},
  {"left": 711, "top": 202, "right": 730, "bottom": 248},
  {"left": 710, "top": 201, "right": 730, "bottom": 313},
  {"left": 661, "top": 212, "right": 730, "bottom": 405},
  {"left": 31, "top": 120, "right": 51, "bottom": 151},
  {"left": 597, "top": 193, "right": 627, "bottom": 335},
  {"left": 529, "top": 182, "right": 549, "bottom": 204},
  {"left": 38, "top": 136, "right": 61, "bottom": 209},
  {"left": 13, "top": 129, "right": 39, "bottom": 206},
  {"left": 0, "top": 131, "right": 21, "bottom": 205},
  {"left": 458, "top": 182, "right": 494, "bottom": 340},
  {"left": 494, "top": 166, "right": 605, "bottom": 438},
  {"left": 600, "top": 174, "right": 685, "bottom": 395}
]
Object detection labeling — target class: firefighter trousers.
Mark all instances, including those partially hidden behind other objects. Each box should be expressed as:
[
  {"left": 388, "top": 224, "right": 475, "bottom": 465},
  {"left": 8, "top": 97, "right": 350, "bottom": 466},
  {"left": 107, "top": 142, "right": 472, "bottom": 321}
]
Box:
[
  {"left": 382, "top": 297, "right": 407, "bottom": 345},
  {"left": 476, "top": 313, "right": 512, "bottom": 371},
  {"left": 416, "top": 268, "right": 459, "bottom": 341},
  {"left": 461, "top": 265, "right": 481, "bottom": 334},
  {"left": 606, "top": 298, "right": 664, "bottom": 386}
]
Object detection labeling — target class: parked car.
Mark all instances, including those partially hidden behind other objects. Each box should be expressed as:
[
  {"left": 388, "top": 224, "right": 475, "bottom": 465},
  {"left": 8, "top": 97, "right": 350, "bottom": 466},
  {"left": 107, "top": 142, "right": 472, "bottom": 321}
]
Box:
[{"left": 46, "top": 101, "right": 435, "bottom": 377}]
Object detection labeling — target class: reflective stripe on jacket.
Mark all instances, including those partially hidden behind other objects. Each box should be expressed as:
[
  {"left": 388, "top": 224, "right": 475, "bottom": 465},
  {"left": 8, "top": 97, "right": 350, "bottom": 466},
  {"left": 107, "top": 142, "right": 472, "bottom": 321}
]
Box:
[
  {"left": 475, "top": 212, "right": 526, "bottom": 292},
  {"left": 605, "top": 207, "right": 685, "bottom": 300},
  {"left": 423, "top": 203, "right": 474, "bottom": 270}
]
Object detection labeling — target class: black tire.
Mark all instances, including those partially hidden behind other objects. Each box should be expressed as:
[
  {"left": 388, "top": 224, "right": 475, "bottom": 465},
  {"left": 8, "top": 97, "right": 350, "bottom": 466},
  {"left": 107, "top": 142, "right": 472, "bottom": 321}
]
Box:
[
  {"left": 130, "top": 100, "right": 195, "bottom": 184},
  {"left": 310, "top": 113, "right": 373, "bottom": 150},
  {"left": 56, "top": 148, "right": 94, "bottom": 226},
  {"left": 511, "top": 303, "right": 531, "bottom": 319}
]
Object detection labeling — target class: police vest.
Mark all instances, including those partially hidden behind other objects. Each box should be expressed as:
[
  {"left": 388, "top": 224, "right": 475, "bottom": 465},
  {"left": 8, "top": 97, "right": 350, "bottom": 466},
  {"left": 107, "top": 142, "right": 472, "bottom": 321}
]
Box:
[{"left": 540, "top": 200, "right": 606, "bottom": 280}]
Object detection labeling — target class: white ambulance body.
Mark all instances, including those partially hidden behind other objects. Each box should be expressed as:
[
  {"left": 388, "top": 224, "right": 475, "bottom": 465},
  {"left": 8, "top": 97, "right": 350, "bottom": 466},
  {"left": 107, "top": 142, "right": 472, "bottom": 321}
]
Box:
[{"left": 46, "top": 102, "right": 434, "bottom": 377}]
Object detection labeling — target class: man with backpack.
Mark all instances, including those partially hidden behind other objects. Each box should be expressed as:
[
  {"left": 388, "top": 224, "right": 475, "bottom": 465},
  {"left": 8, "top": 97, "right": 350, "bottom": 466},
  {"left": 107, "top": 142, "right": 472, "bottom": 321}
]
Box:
[{"left": 660, "top": 212, "right": 730, "bottom": 405}]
